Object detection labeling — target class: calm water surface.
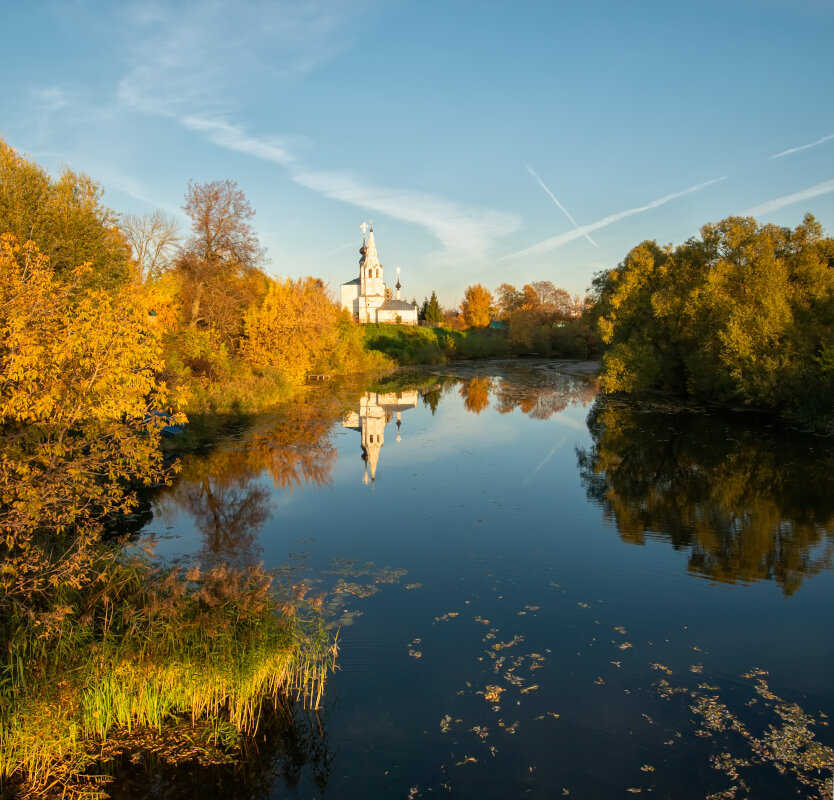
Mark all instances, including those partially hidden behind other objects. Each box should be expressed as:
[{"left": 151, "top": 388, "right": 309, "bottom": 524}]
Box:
[{"left": 130, "top": 360, "right": 834, "bottom": 799}]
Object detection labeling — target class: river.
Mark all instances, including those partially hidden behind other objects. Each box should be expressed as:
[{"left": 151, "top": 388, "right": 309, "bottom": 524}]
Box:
[{"left": 124, "top": 359, "right": 834, "bottom": 799}]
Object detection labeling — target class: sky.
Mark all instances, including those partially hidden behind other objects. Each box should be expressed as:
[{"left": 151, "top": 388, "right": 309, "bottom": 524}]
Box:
[{"left": 2, "top": 0, "right": 833, "bottom": 307}]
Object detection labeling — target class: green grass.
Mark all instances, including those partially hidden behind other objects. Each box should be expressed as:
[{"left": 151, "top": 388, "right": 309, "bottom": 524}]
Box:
[
  {"left": 0, "top": 557, "right": 336, "bottom": 799},
  {"left": 361, "top": 324, "right": 511, "bottom": 364}
]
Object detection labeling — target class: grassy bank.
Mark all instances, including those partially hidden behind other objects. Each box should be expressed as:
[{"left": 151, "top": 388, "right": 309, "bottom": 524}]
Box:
[
  {"left": 361, "top": 324, "right": 509, "bottom": 364},
  {"left": 362, "top": 321, "right": 596, "bottom": 365},
  {"left": 0, "top": 554, "right": 335, "bottom": 799}
]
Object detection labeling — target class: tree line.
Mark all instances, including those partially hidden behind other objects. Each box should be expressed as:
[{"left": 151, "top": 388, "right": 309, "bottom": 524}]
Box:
[{"left": 590, "top": 214, "right": 834, "bottom": 423}]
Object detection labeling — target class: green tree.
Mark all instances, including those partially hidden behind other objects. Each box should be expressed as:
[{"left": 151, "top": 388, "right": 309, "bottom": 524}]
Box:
[
  {"left": 425, "top": 291, "right": 443, "bottom": 325},
  {"left": 0, "top": 138, "right": 132, "bottom": 290},
  {"left": 593, "top": 215, "right": 834, "bottom": 419}
]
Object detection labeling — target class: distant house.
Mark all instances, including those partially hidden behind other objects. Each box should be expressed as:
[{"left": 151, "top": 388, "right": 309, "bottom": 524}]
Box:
[{"left": 340, "top": 222, "right": 418, "bottom": 325}]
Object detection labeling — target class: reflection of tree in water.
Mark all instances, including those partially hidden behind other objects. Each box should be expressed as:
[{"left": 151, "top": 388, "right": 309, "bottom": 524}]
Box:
[
  {"left": 156, "top": 392, "right": 344, "bottom": 565},
  {"left": 495, "top": 368, "right": 596, "bottom": 419},
  {"left": 459, "top": 376, "right": 492, "bottom": 414},
  {"left": 577, "top": 399, "right": 834, "bottom": 595},
  {"left": 106, "top": 698, "right": 334, "bottom": 800}
]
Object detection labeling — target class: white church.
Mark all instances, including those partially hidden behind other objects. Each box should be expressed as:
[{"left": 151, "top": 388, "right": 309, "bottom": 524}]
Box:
[{"left": 340, "top": 222, "right": 418, "bottom": 324}]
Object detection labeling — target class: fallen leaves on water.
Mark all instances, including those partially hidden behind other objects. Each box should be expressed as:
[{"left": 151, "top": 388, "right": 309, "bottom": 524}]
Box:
[{"left": 483, "top": 685, "right": 505, "bottom": 703}]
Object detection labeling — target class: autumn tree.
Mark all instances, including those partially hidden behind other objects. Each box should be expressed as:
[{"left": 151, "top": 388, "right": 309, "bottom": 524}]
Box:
[
  {"left": 0, "top": 138, "right": 133, "bottom": 290},
  {"left": 241, "top": 277, "right": 342, "bottom": 382},
  {"left": 173, "top": 179, "right": 269, "bottom": 347},
  {"left": 120, "top": 210, "right": 181, "bottom": 281},
  {"left": 183, "top": 179, "right": 264, "bottom": 266},
  {"left": 0, "top": 235, "right": 180, "bottom": 630},
  {"left": 495, "top": 283, "right": 523, "bottom": 319},
  {"left": 593, "top": 214, "right": 834, "bottom": 418},
  {"left": 460, "top": 283, "right": 494, "bottom": 328}
]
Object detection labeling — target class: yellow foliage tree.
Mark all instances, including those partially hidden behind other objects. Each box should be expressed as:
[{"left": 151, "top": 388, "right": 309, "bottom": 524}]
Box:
[
  {"left": 242, "top": 277, "right": 342, "bottom": 382},
  {"left": 460, "top": 283, "right": 494, "bottom": 328},
  {"left": 0, "top": 235, "right": 181, "bottom": 627}
]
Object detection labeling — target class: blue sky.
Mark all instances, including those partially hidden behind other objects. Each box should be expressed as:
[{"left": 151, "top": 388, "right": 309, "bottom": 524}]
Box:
[{"left": 2, "top": 0, "right": 833, "bottom": 307}]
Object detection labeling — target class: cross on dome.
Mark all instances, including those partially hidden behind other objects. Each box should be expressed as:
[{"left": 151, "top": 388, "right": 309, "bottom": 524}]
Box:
[{"left": 360, "top": 221, "right": 369, "bottom": 237}]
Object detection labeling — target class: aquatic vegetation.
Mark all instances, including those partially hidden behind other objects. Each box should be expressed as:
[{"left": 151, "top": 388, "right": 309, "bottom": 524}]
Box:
[
  {"left": 649, "top": 670, "right": 834, "bottom": 797},
  {"left": 0, "top": 559, "right": 336, "bottom": 799}
]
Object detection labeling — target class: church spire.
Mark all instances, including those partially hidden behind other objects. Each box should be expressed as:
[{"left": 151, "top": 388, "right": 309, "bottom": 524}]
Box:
[{"left": 364, "top": 220, "right": 380, "bottom": 270}]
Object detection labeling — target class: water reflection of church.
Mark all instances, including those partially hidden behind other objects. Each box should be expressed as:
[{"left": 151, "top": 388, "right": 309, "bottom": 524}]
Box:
[{"left": 343, "top": 391, "right": 419, "bottom": 485}]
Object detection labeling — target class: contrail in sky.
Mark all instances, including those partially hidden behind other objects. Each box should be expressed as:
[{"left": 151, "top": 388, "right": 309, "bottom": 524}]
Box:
[
  {"left": 505, "top": 176, "right": 726, "bottom": 260},
  {"left": 526, "top": 166, "right": 598, "bottom": 248},
  {"left": 769, "top": 133, "right": 834, "bottom": 160},
  {"left": 744, "top": 178, "right": 834, "bottom": 216}
]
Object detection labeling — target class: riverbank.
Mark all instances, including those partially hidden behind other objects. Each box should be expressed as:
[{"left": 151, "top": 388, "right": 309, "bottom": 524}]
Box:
[{"left": 0, "top": 556, "right": 336, "bottom": 799}]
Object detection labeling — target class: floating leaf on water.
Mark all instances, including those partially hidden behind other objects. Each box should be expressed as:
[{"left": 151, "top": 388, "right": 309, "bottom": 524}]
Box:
[
  {"left": 650, "top": 663, "right": 672, "bottom": 674},
  {"left": 454, "top": 756, "right": 477, "bottom": 766},
  {"left": 333, "top": 580, "right": 379, "bottom": 598},
  {"left": 470, "top": 725, "right": 489, "bottom": 739},
  {"left": 640, "top": 764, "right": 655, "bottom": 772},
  {"left": 520, "top": 684, "right": 540, "bottom": 694},
  {"left": 483, "top": 685, "right": 505, "bottom": 703},
  {"left": 405, "top": 583, "right": 423, "bottom": 590},
  {"left": 614, "top": 626, "right": 627, "bottom": 635},
  {"left": 642, "top": 714, "right": 654, "bottom": 725},
  {"left": 594, "top": 677, "right": 605, "bottom": 685},
  {"left": 439, "top": 715, "right": 452, "bottom": 733},
  {"left": 474, "top": 616, "right": 490, "bottom": 625},
  {"left": 690, "top": 664, "right": 704, "bottom": 674},
  {"left": 611, "top": 661, "right": 622, "bottom": 668},
  {"left": 626, "top": 789, "right": 642, "bottom": 794},
  {"left": 740, "top": 667, "right": 768, "bottom": 679},
  {"left": 577, "top": 602, "right": 590, "bottom": 609},
  {"left": 525, "top": 605, "right": 540, "bottom": 611},
  {"left": 492, "top": 635, "right": 524, "bottom": 651},
  {"left": 547, "top": 711, "right": 560, "bottom": 718},
  {"left": 617, "top": 642, "right": 633, "bottom": 651},
  {"left": 435, "top": 611, "right": 459, "bottom": 622}
]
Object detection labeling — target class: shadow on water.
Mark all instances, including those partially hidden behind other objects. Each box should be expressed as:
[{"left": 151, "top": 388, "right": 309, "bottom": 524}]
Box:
[
  {"left": 105, "top": 698, "right": 334, "bottom": 800},
  {"left": 577, "top": 396, "right": 834, "bottom": 595}
]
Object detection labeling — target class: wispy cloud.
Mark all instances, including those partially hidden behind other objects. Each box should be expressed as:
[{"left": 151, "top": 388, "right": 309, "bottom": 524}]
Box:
[
  {"left": 768, "top": 133, "right": 834, "bottom": 160},
  {"left": 505, "top": 176, "right": 726, "bottom": 260},
  {"left": 182, "top": 115, "right": 296, "bottom": 167},
  {"left": 744, "top": 178, "right": 834, "bottom": 216},
  {"left": 117, "top": 0, "right": 369, "bottom": 117},
  {"left": 526, "top": 166, "right": 598, "bottom": 248},
  {"left": 110, "top": 1, "right": 521, "bottom": 262},
  {"left": 294, "top": 169, "right": 521, "bottom": 262},
  {"left": 169, "top": 114, "right": 522, "bottom": 262}
]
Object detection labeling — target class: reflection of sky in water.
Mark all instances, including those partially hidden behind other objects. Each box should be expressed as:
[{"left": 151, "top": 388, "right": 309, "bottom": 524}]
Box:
[{"left": 139, "top": 363, "right": 834, "bottom": 800}]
